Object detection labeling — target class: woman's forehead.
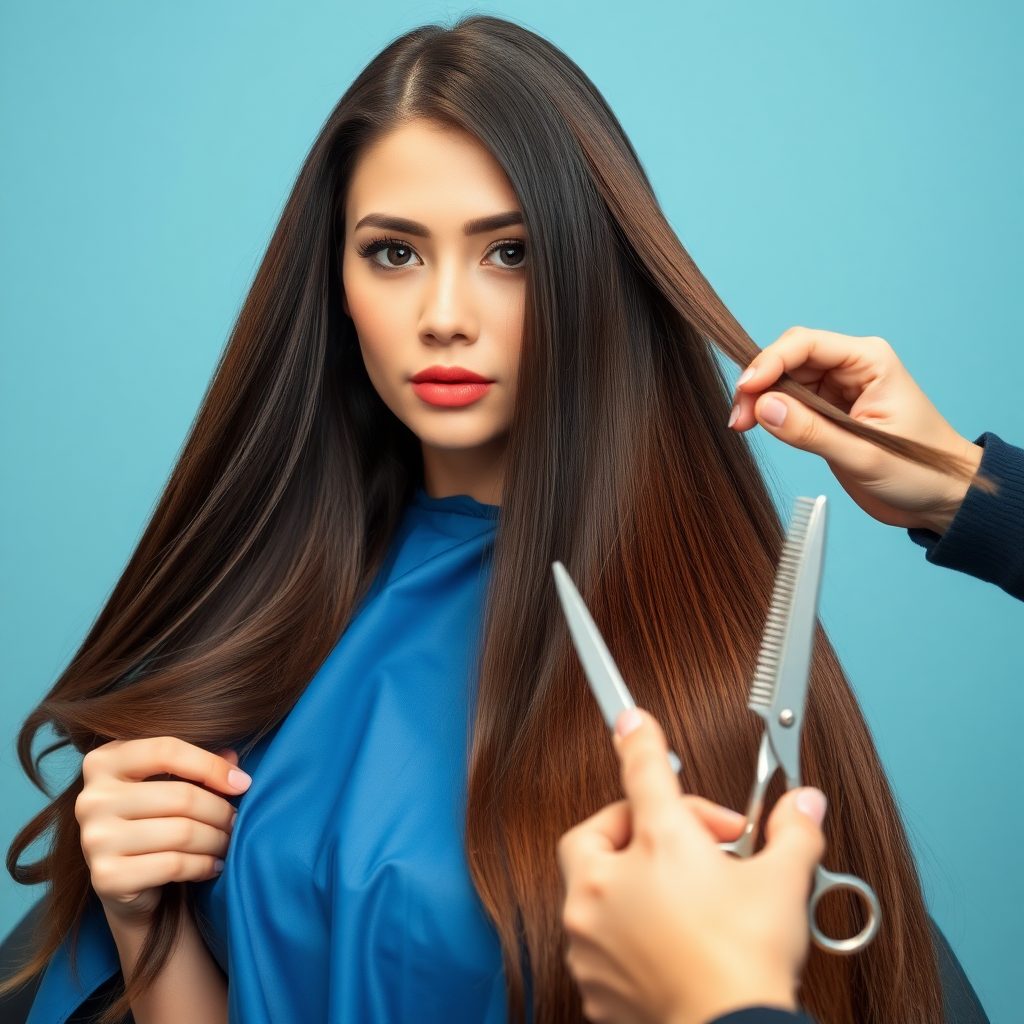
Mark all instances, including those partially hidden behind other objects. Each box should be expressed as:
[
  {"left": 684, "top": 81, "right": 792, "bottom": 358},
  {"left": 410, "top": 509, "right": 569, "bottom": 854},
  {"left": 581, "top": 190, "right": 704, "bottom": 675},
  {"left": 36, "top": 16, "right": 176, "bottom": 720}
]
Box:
[{"left": 345, "top": 119, "right": 520, "bottom": 229}]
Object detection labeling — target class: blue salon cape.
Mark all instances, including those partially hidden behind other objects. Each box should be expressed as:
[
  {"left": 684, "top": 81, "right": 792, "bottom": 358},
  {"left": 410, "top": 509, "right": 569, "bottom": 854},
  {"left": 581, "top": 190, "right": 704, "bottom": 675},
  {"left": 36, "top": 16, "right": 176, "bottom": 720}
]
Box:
[{"left": 28, "top": 491, "right": 507, "bottom": 1024}]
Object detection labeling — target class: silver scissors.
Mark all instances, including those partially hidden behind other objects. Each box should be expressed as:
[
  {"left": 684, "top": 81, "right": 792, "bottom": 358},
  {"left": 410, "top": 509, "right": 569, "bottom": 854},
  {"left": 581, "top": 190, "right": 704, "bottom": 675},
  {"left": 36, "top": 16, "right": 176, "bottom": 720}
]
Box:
[{"left": 552, "top": 494, "right": 881, "bottom": 956}]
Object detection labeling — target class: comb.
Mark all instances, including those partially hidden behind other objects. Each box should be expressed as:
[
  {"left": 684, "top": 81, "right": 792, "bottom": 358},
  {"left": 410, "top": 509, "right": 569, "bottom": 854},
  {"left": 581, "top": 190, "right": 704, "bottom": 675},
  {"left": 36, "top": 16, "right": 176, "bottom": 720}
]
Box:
[{"left": 747, "top": 496, "right": 818, "bottom": 713}]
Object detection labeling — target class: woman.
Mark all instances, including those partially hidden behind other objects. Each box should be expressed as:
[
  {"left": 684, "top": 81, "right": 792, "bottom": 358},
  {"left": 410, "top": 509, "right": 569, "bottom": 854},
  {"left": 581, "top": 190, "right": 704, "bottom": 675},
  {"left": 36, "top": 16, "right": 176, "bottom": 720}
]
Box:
[{"left": 4, "top": 16, "right": 970, "bottom": 1024}]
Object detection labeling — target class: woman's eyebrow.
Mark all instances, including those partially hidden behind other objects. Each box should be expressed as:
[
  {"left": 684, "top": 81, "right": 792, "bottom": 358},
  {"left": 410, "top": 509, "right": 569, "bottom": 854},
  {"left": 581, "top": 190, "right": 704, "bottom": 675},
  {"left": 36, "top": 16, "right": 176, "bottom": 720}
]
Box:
[
  {"left": 352, "top": 211, "right": 524, "bottom": 237},
  {"left": 354, "top": 213, "right": 430, "bottom": 235},
  {"left": 463, "top": 211, "right": 523, "bottom": 235}
]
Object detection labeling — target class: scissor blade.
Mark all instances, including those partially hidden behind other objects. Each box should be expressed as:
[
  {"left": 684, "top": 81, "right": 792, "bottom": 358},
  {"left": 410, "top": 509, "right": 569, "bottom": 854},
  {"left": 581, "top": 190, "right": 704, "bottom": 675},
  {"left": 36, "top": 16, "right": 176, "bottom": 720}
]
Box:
[
  {"left": 758, "top": 496, "right": 827, "bottom": 784},
  {"left": 552, "top": 562, "right": 636, "bottom": 730}
]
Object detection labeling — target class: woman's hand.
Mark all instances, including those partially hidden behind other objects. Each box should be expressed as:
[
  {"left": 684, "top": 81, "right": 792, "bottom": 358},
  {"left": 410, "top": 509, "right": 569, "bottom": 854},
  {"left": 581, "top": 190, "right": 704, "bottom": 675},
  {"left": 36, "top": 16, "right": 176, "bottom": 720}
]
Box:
[
  {"left": 76, "top": 737, "right": 250, "bottom": 925},
  {"left": 558, "top": 711, "right": 826, "bottom": 1024},
  {"left": 728, "top": 327, "right": 983, "bottom": 535}
]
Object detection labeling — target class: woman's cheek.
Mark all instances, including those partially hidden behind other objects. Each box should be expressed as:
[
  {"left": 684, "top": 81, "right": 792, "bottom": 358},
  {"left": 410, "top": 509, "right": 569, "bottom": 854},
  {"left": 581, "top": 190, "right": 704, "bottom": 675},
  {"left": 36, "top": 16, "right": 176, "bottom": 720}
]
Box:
[{"left": 345, "top": 277, "right": 410, "bottom": 405}]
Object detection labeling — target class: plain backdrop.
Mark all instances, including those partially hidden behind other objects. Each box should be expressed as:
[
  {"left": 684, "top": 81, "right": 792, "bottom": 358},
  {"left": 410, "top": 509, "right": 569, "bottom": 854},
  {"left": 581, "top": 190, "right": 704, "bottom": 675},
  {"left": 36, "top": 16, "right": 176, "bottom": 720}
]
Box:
[{"left": 1, "top": 2, "right": 1021, "bottom": 1020}]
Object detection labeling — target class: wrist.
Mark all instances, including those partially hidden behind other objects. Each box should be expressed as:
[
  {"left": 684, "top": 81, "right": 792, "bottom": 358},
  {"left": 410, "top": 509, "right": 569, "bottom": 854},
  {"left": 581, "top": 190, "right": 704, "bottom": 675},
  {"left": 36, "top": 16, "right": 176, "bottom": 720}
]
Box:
[
  {"left": 914, "top": 440, "right": 983, "bottom": 535},
  {"left": 100, "top": 894, "right": 160, "bottom": 939}
]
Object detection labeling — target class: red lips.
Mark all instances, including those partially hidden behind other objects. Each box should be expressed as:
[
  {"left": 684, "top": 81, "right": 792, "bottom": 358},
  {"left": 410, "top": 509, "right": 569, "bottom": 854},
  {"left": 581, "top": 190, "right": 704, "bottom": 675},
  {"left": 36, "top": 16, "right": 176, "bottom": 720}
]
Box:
[{"left": 410, "top": 365, "right": 494, "bottom": 407}]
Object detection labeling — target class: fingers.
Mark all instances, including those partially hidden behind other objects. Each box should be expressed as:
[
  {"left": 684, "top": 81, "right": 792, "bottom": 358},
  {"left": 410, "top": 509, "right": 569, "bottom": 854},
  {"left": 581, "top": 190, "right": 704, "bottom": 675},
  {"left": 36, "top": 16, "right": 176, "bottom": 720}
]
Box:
[
  {"left": 83, "top": 737, "right": 251, "bottom": 795},
  {"left": 91, "top": 851, "right": 226, "bottom": 901},
  {"left": 79, "top": 779, "right": 237, "bottom": 833},
  {"left": 558, "top": 800, "right": 631, "bottom": 878},
  {"left": 759, "top": 787, "right": 827, "bottom": 887},
  {"left": 734, "top": 328, "right": 896, "bottom": 398},
  {"left": 612, "top": 710, "right": 683, "bottom": 829},
  {"left": 81, "top": 816, "right": 231, "bottom": 859},
  {"left": 748, "top": 390, "right": 876, "bottom": 471},
  {"left": 680, "top": 796, "right": 745, "bottom": 843}
]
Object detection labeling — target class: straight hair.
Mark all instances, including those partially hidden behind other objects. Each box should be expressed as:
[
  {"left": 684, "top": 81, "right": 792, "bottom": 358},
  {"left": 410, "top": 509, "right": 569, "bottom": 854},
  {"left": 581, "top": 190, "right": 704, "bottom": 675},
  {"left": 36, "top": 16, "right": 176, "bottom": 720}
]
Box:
[{"left": 6, "top": 17, "right": 953, "bottom": 1024}]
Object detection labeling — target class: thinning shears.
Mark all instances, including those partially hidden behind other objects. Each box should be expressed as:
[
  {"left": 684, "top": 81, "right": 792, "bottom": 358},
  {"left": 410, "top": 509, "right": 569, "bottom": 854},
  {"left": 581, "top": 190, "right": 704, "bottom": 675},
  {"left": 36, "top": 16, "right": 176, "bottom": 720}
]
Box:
[{"left": 552, "top": 495, "right": 881, "bottom": 955}]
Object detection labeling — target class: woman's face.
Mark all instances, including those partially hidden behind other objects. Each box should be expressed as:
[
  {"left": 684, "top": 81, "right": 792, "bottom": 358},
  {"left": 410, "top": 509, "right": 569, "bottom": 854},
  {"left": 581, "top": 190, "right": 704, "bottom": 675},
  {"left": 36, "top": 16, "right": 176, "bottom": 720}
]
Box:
[{"left": 342, "top": 119, "right": 526, "bottom": 485}]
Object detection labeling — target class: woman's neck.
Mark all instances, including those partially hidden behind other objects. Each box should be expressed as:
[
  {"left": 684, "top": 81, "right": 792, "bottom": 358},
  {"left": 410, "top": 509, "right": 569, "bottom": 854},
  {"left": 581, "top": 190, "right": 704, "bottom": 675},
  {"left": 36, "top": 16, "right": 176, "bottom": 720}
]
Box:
[{"left": 421, "top": 437, "right": 506, "bottom": 505}]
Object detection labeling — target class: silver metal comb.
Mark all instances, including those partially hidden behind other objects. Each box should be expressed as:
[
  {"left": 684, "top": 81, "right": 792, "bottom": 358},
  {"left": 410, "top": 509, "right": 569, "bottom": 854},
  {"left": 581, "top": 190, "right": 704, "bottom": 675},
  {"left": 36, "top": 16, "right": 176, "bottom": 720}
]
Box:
[{"left": 748, "top": 496, "right": 819, "bottom": 717}]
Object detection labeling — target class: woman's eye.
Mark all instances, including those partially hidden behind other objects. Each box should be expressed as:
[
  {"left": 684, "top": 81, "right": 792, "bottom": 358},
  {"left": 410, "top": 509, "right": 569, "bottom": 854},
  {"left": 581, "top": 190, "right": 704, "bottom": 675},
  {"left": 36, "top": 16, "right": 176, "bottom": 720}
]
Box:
[
  {"left": 486, "top": 242, "right": 526, "bottom": 269},
  {"left": 375, "top": 244, "right": 417, "bottom": 268}
]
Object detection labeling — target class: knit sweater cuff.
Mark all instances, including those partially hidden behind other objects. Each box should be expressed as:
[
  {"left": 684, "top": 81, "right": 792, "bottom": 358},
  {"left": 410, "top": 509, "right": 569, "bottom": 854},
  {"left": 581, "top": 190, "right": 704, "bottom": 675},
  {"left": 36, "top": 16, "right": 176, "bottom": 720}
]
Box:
[{"left": 908, "top": 433, "right": 1024, "bottom": 601}]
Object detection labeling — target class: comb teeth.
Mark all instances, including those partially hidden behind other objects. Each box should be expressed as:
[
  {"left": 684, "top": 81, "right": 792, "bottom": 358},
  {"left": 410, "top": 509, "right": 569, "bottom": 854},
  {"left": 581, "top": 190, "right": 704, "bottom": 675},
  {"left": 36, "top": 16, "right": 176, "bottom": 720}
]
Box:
[{"left": 748, "top": 497, "right": 817, "bottom": 712}]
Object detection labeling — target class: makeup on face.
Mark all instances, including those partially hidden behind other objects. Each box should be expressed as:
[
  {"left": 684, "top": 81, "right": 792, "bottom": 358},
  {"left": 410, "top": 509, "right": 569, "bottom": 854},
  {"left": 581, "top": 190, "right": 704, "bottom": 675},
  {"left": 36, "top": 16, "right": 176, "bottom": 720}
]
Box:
[{"left": 410, "top": 365, "right": 495, "bottom": 407}]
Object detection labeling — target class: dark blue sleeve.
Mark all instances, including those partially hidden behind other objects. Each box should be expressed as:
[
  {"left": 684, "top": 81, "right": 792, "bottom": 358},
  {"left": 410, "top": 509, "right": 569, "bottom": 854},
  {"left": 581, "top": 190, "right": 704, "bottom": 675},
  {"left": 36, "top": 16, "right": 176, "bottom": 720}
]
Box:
[
  {"left": 908, "top": 433, "right": 1024, "bottom": 601},
  {"left": 709, "top": 1010, "right": 814, "bottom": 1024}
]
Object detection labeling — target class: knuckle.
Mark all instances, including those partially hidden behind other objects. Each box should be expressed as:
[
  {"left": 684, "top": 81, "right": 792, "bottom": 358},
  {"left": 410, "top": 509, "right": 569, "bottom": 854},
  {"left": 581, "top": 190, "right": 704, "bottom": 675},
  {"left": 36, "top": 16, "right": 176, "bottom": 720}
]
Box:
[
  {"left": 175, "top": 818, "right": 199, "bottom": 849},
  {"left": 90, "top": 858, "right": 118, "bottom": 893},
  {"left": 74, "top": 789, "right": 99, "bottom": 823},
  {"left": 795, "top": 412, "right": 821, "bottom": 448},
  {"left": 81, "top": 747, "right": 109, "bottom": 779},
  {"left": 632, "top": 821, "right": 661, "bottom": 852},
  {"left": 151, "top": 736, "right": 180, "bottom": 763},
  {"left": 173, "top": 782, "right": 198, "bottom": 817},
  {"left": 165, "top": 851, "right": 187, "bottom": 879},
  {"left": 78, "top": 819, "right": 106, "bottom": 852}
]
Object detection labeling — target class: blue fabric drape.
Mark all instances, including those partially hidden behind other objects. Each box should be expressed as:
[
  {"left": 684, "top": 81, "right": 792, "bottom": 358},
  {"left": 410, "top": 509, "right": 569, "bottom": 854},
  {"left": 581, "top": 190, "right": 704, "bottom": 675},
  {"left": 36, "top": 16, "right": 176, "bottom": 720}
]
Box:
[{"left": 28, "top": 491, "right": 507, "bottom": 1024}]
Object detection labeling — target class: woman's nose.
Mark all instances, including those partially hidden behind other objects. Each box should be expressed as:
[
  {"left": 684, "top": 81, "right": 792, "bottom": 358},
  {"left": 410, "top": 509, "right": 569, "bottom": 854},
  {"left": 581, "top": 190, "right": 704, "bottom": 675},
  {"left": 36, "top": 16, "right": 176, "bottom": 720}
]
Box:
[{"left": 418, "top": 261, "right": 479, "bottom": 347}]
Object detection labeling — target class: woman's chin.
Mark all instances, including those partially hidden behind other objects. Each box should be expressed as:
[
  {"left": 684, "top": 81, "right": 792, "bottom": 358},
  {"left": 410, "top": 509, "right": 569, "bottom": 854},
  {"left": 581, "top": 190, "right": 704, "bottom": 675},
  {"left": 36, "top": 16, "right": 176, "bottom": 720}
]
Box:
[{"left": 411, "top": 419, "right": 510, "bottom": 456}]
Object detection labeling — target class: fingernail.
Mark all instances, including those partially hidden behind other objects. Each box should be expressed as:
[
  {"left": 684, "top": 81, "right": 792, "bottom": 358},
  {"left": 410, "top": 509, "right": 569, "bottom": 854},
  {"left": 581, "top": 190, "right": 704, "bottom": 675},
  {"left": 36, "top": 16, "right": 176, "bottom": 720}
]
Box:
[
  {"left": 230, "top": 811, "right": 237, "bottom": 828},
  {"left": 736, "top": 367, "right": 756, "bottom": 387},
  {"left": 615, "top": 708, "right": 643, "bottom": 738},
  {"left": 760, "top": 396, "right": 788, "bottom": 428},
  {"left": 795, "top": 788, "right": 828, "bottom": 825},
  {"left": 727, "top": 404, "right": 739, "bottom": 428},
  {"left": 227, "top": 769, "right": 252, "bottom": 792},
  {"left": 214, "top": 858, "right": 225, "bottom": 873}
]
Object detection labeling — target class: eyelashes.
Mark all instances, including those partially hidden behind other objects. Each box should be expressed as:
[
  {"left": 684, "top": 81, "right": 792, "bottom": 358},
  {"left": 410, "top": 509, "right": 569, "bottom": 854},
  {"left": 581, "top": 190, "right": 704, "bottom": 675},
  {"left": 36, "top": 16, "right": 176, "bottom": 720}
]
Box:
[{"left": 355, "top": 235, "right": 527, "bottom": 271}]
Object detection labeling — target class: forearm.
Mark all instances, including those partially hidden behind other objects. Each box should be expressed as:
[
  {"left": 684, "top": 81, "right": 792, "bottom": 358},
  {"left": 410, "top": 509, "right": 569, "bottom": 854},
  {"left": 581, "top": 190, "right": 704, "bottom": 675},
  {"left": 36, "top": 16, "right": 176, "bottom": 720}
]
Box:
[{"left": 106, "top": 909, "right": 228, "bottom": 1024}]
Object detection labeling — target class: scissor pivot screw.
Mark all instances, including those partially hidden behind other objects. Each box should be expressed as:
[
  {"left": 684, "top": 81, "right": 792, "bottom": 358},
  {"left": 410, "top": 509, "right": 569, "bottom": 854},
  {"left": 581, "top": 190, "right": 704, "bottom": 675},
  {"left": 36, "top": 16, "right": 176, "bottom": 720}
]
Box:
[{"left": 778, "top": 709, "right": 795, "bottom": 727}]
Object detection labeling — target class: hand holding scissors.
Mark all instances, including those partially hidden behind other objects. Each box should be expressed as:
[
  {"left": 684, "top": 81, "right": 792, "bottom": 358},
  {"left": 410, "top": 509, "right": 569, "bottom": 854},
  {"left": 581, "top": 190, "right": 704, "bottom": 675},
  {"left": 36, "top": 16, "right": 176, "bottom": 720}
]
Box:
[{"left": 553, "top": 494, "right": 881, "bottom": 956}]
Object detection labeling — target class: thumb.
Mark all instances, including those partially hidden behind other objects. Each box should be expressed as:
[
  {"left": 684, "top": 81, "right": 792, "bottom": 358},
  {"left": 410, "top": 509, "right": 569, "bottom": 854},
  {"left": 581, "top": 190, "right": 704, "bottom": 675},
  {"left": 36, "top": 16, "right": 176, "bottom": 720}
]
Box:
[
  {"left": 754, "top": 392, "right": 871, "bottom": 470},
  {"left": 613, "top": 710, "right": 682, "bottom": 827},
  {"left": 759, "top": 787, "right": 827, "bottom": 887}
]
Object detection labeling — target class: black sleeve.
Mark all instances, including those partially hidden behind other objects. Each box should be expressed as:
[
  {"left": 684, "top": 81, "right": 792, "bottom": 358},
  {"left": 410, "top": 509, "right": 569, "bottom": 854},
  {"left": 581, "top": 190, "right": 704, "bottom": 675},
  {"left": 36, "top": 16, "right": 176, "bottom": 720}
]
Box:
[
  {"left": 709, "top": 1011, "right": 814, "bottom": 1024},
  {"left": 908, "top": 432, "right": 1024, "bottom": 601}
]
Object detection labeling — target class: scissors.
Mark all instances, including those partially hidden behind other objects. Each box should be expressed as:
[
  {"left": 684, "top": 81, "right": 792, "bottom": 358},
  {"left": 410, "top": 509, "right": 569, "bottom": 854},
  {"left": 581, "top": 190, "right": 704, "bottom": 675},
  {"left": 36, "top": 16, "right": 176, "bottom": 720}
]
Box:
[{"left": 552, "top": 494, "right": 881, "bottom": 955}]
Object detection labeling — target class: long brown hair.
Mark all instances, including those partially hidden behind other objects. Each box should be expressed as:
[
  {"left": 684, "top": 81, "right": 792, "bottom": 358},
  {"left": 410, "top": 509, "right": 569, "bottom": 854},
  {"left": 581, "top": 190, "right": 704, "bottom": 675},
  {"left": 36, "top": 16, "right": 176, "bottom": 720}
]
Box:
[{"left": 6, "top": 17, "right": 954, "bottom": 1023}]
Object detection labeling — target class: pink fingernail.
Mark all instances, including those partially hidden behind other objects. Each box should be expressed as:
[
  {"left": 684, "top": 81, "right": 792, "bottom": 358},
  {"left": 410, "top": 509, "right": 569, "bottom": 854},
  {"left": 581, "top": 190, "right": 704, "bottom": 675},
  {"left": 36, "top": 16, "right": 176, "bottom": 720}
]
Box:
[
  {"left": 227, "top": 769, "right": 252, "bottom": 792},
  {"left": 736, "top": 367, "right": 756, "bottom": 387},
  {"left": 760, "top": 396, "right": 788, "bottom": 428},
  {"left": 795, "top": 788, "right": 828, "bottom": 825},
  {"left": 230, "top": 811, "right": 237, "bottom": 828},
  {"left": 615, "top": 708, "right": 643, "bottom": 737},
  {"left": 214, "top": 858, "right": 225, "bottom": 873},
  {"left": 727, "top": 404, "right": 739, "bottom": 428}
]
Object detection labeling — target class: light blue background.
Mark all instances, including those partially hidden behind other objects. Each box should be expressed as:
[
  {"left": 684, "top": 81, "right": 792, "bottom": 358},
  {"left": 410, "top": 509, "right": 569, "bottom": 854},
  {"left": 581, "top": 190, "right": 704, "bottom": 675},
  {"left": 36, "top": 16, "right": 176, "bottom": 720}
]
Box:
[{"left": 1, "top": 2, "right": 1021, "bottom": 1020}]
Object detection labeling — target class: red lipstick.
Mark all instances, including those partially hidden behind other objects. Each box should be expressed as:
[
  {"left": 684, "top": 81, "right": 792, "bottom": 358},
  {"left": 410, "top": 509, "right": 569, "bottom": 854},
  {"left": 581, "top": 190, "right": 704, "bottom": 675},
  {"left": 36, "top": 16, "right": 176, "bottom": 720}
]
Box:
[{"left": 410, "top": 365, "right": 494, "bottom": 407}]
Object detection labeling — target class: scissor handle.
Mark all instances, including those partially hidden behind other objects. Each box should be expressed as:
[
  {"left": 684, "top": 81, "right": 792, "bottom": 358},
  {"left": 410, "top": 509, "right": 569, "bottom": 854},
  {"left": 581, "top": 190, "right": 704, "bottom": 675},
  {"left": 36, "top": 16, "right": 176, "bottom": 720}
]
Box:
[{"left": 809, "top": 865, "right": 881, "bottom": 955}]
